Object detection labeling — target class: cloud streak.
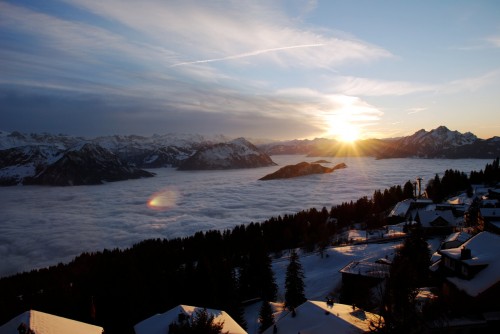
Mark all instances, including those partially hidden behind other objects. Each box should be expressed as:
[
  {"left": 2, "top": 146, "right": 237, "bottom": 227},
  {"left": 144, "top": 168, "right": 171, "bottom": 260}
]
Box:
[{"left": 170, "top": 43, "right": 327, "bottom": 67}]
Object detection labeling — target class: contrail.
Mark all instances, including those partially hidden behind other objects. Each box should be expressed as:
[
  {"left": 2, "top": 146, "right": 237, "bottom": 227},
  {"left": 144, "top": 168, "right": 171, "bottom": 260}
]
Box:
[{"left": 170, "top": 43, "right": 326, "bottom": 67}]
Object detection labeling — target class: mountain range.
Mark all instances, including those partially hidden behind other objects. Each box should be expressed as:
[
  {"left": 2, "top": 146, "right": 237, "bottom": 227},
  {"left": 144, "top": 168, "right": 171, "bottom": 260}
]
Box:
[
  {"left": 259, "top": 126, "right": 500, "bottom": 159},
  {"left": 1, "top": 126, "right": 499, "bottom": 186}
]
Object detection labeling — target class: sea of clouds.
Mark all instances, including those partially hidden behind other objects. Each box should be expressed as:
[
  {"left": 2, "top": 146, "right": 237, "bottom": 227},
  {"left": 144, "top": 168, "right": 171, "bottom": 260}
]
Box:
[{"left": 0, "top": 156, "right": 491, "bottom": 277}]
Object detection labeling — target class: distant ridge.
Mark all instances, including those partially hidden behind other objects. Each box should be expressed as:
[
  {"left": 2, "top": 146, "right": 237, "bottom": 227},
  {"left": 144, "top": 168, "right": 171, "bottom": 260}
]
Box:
[
  {"left": 258, "top": 126, "right": 500, "bottom": 159},
  {"left": 1, "top": 125, "right": 499, "bottom": 186}
]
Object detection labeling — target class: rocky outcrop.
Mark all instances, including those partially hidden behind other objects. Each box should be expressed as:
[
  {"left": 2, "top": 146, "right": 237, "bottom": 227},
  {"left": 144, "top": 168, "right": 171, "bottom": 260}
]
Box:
[
  {"left": 259, "top": 162, "right": 346, "bottom": 180},
  {"left": 178, "top": 138, "right": 276, "bottom": 170}
]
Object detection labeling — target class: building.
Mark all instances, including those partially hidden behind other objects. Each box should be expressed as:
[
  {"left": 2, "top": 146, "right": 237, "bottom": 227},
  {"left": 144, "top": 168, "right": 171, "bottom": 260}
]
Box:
[
  {"left": 478, "top": 208, "right": 500, "bottom": 234},
  {"left": 134, "top": 304, "right": 247, "bottom": 334},
  {"left": 438, "top": 232, "right": 500, "bottom": 314},
  {"left": 0, "top": 310, "right": 103, "bottom": 334},
  {"left": 339, "top": 261, "right": 390, "bottom": 308},
  {"left": 414, "top": 209, "right": 456, "bottom": 234},
  {"left": 262, "top": 300, "right": 383, "bottom": 334}
]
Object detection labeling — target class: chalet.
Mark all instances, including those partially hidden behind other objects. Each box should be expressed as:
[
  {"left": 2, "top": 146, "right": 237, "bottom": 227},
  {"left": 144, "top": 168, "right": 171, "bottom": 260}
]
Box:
[
  {"left": 438, "top": 232, "right": 500, "bottom": 314},
  {"left": 262, "top": 300, "right": 383, "bottom": 334},
  {"left": 414, "top": 209, "right": 456, "bottom": 234},
  {"left": 478, "top": 208, "right": 500, "bottom": 234},
  {"left": 0, "top": 310, "right": 103, "bottom": 334},
  {"left": 387, "top": 198, "right": 414, "bottom": 223},
  {"left": 134, "top": 304, "right": 247, "bottom": 334},
  {"left": 339, "top": 261, "right": 390, "bottom": 308}
]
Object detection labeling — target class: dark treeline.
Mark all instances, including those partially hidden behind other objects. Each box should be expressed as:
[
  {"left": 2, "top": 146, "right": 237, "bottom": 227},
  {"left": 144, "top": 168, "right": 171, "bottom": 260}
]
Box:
[{"left": 1, "top": 158, "right": 499, "bottom": 333}]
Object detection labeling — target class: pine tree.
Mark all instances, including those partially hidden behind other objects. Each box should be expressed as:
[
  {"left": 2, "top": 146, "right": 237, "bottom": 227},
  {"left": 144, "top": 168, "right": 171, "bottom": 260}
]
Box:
[
  {"left": 383, "top": 230, "right": 430, "bottom": 333},
  {"left": 258, "top": 300, "right": 274, "bottom": 333},
  {"left": 403, "top": 180, "right": 414, "bottom": 199},
  {"left": 284, "top": 250, "right": 306, "bottom": 310},
  {"left": 168, "top": 308, "right": 225, "bottom": 334}
]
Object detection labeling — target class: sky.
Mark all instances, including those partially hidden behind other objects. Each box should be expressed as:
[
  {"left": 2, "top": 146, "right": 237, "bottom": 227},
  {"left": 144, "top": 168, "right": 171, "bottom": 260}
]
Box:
[{"left": 1, "top": 0, "right": 499, "bottom": 141}]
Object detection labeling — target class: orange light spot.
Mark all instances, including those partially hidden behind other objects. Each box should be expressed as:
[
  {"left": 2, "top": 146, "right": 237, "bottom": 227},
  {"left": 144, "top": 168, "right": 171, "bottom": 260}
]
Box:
[{"left": 147, "top": 188, "right": 179, "bottom": 211}]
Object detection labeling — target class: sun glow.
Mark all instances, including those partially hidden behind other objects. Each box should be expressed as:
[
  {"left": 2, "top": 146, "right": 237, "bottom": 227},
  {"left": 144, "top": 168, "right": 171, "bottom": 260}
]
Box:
[
  {"left": 337, "top": 124, "right": 360, "bottom": 143},
  {"left": 327, "top": 120, "right": 361, "bottom": 143}
]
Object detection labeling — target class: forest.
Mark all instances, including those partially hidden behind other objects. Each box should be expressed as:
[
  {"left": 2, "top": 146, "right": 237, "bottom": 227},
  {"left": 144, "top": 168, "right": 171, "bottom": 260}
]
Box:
[{"left": 0, "top": 158, "right": 499, "bottom": 333}]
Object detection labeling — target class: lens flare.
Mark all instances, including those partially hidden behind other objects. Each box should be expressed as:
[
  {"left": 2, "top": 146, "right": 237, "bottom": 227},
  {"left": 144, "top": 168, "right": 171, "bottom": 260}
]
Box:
[{"left": 147, "top": 188, "right": 179, "bottom": 211}]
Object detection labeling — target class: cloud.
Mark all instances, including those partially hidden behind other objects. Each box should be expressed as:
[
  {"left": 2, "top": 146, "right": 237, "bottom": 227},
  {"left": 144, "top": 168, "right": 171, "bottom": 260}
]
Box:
[
  {"left": 0, "top": 1, "right": 395, "bottom": 138},
  {"left": 486, "top": 36, "right": 500, "bottom": 48},
  {"left": 439, "top": 69, "right": 500, "bottom": 94},
  {"left": 0, "top": 156, "right": 490, "bottom": 278},
  {"left": 407, "top": 107, "right": 427, "bottom": 115},
  {"left": 328, "top": 69, "right": 500, "bottom": 98},
  {"left": 170, "top": 43, "right": 327, "bottom": 67},
  {"left": 60, "top": 0, "right": 392, "bottom": 69},
  {"left": 330, "top": 76, "right": 437, "bottom": 96}
]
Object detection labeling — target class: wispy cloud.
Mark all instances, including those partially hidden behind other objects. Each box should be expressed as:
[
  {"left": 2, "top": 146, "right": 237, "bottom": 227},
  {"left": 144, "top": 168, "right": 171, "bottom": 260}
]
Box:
[
  {"left": 330, "top": 76, "right": 437, "bottom": 96},
  {"left": 62, "top": 0, "right": 392, "bottom": 69},
  {"left": 407, "top": 107, "right": 427, "bottom": 115},
  {"left": 329, "top": 69, "right": 500, "bottom": 97},
  {"left": 439, "top": 69, "right": 500, "bottom": 94},
  {"left": 170, "top": 43, "right": 327, "bottom": 67},
  {"left": 486, "top": 36, "right": 500, "bottom": 48}
]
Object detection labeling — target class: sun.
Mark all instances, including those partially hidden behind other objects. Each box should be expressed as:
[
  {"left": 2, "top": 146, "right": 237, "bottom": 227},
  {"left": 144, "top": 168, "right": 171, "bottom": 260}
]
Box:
[
  {"left": 331, "top": 122, "right": 360, "bottom": 143},
  {"left": 337, "top": 124, "right": 360, "bottom": 143}
]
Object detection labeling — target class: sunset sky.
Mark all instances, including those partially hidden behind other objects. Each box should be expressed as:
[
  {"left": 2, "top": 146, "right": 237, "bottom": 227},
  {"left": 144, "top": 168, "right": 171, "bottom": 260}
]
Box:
[{"left": 1, "top": 0, "right": 499, "bottom": 141}]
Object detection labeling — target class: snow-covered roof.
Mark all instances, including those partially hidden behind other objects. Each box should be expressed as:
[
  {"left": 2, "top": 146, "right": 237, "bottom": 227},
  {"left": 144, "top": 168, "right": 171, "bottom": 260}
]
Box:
[
  {"left": 262, "top": 301, "right": 383, "bottom": 334},
  {"left": 441, "top": 232, "right": 500, "bottom": 297},
  {"left": 443, "top": 232, "right": 472, "bottom": 244},
  {"left": 479, "top": 208, "right": 500, "bottom": 220},
  {"left": 0, "top": 310, "right": 103, "bottom": 334},
  {"left": 134, "top": 304, "right": 247, "bottom": 334},
  {"left": 417, "top": 209, "right": 455, "bottom": 227},
  {"left": 415, "top": 199, "right": 434, "bottom": 204},
  {"left": 340, "top": 261, "right": 390, "bottom": 278},
  {"left": 389, "top": 199, "right": 414, "bottom": 217},
  {"left": 480, "top": 199, "right": 499, "bottom": 206}
]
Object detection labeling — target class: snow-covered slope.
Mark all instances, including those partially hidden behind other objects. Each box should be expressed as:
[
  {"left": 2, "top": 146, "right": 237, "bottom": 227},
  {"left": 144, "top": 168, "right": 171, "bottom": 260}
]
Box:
[
  {"left": 178, "top": 138, "right": 276, "bottom": 170},
  {"left": 0, "top": 145, "right": 62, "bottom": 185},
  {"left": 0, "top": 131, "right": 276, "bottom": 184},
  {"left": 25, "top": 143, "right": 155, "bottom": 186},
  {"left": 0, "top": 131, "right": 232, "bottom": 168},
  {"left": 376, "top": 126, "right": 487, "bottom": 158},
  {"left": 0, "top": 142, "right": 155, "bottom": 186}
]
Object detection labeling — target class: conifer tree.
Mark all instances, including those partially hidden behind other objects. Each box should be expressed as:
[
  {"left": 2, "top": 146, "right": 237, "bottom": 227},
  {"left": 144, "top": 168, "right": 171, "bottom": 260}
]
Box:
[
  {"left": 258, "top": 300, "right": 274, "bottom": 333},
  {"left": 168, "top": 308, "right": 225, "bottom": 334},
  {"left": 383, "top": 230, "right": 430, "bottom": 333},
  {"left": 403, "top": 180, "right": 414, "bottom": 199},
  {"left": 284, "top": 250, "right": 306, "bottom": 310}
]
